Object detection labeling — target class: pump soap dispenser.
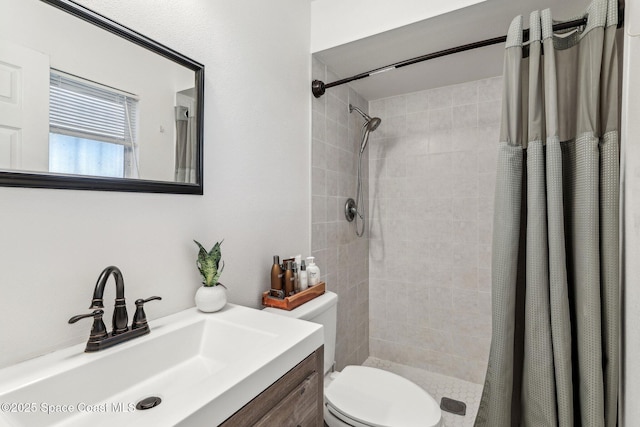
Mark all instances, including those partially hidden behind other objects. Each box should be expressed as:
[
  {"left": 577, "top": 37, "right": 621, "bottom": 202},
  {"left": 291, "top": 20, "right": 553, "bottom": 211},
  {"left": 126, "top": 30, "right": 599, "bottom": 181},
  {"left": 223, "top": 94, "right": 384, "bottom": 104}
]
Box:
[{"left": 306, "top": 256, "right": 320, "bottom": 286}]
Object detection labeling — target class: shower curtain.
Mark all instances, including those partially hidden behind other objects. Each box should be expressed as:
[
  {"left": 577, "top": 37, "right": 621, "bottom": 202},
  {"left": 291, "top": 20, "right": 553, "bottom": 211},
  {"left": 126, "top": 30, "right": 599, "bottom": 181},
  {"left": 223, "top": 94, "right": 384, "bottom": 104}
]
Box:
[
  {"left": 175, "top": 104, "right": 197, "bottom": 183},
  {"left": 475, "top": 1, "right": 619, "bottom": 426}
]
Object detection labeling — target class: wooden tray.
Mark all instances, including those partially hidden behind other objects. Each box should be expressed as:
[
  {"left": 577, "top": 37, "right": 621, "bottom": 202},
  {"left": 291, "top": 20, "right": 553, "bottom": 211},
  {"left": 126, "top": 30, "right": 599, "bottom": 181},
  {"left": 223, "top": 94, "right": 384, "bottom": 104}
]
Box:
[{"left": 262, "top": 282, "right": 325, "bottom": 311}]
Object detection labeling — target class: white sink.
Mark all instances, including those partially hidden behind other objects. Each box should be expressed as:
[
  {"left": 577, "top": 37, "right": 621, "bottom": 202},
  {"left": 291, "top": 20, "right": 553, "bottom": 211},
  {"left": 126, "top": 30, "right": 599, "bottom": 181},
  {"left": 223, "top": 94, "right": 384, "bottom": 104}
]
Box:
[{"left": 0, "top": 304, "right": 323, "bottom": 427}]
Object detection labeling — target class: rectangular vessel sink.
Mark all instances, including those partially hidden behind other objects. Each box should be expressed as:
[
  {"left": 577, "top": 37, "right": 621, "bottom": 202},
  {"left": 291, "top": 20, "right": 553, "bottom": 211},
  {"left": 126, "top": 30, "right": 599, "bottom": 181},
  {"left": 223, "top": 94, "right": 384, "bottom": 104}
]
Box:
[{"left": 0, "top": 304, "right": 323, "bottom": 427}]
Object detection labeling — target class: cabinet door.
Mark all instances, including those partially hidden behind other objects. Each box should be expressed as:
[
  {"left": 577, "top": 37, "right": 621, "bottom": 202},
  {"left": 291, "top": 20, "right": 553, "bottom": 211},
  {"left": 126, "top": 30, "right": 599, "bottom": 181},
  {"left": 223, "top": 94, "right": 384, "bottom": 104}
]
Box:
[
  {"left": 220, "top": 347, "right": 324, "bottom": 427},
  {"left": 254, "top": 372, "right": 319, "bottom": 427}
]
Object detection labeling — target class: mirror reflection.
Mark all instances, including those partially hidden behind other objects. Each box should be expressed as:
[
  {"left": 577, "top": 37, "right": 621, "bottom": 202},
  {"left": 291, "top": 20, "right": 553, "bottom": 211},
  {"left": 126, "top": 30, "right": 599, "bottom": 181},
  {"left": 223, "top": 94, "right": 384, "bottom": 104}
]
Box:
[{"left": 0, "top": 0, "right": 203, "bottom": 191}]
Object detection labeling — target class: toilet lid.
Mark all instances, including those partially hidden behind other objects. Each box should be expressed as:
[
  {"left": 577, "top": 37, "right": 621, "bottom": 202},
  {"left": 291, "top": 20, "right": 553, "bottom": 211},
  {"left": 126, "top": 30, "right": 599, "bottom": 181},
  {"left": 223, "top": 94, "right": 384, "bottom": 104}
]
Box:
[{"left": 325, "top": 366, "right": 442, "bottom": 427}]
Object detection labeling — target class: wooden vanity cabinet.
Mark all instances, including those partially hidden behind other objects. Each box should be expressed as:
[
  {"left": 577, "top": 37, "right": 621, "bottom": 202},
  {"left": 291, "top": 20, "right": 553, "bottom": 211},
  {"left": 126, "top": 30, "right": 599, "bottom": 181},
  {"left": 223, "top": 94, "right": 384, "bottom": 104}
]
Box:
[{"left": 220, "top": 346, "right": 324, "bottom": 427}]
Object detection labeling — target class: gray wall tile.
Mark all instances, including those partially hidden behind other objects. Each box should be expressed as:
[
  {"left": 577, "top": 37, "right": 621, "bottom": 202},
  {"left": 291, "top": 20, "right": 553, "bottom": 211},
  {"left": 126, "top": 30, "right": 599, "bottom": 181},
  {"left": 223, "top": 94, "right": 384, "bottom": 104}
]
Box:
[
  {"left": 367, "top": 76, "right": 502, "bottom": 384},
  {"left": 311, "top": 59, "right": 370, "bottom": 370}
]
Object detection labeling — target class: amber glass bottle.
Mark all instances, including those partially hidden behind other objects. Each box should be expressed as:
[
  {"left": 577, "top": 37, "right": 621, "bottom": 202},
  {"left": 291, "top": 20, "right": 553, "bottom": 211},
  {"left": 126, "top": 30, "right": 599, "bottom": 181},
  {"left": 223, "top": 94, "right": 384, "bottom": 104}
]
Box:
[{"left": 283, "top": 261, "right": 295, "bottom": 297}]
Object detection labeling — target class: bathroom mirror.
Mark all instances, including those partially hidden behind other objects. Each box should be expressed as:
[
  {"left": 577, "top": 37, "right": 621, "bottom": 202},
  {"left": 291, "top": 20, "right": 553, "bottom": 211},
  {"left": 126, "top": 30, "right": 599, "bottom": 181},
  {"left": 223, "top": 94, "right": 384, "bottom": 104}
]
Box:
[{"left": 0, "top": 0, "right": 204, "bottom": 194}]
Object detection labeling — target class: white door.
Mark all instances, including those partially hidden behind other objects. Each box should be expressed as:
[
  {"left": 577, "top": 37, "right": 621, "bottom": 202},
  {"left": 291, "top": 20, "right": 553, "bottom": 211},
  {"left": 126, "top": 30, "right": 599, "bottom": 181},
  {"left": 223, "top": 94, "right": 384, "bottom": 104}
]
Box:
[{"left": 0, "top": 40, "right": 49, "bottom": 171}]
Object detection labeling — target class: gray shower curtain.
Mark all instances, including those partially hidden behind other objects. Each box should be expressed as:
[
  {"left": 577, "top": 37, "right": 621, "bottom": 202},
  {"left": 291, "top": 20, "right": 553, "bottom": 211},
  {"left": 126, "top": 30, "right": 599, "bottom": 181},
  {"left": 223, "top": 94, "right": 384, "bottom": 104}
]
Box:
[
  {"left": 175, "top": 105, "right": 197, "bottom": 183},
  {"left": 475, "top": 1, "right": 619, "bottom": 426}
]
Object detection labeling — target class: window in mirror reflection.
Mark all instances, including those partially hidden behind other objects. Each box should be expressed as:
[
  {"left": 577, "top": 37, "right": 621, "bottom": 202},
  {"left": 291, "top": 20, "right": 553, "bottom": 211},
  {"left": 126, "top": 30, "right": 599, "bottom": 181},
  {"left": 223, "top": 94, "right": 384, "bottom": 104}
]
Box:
[
  {"left": 48, "top": 71, "right": 139, "bottom": 178},
  {"left": 49, "top": 134, "right": 128, "bottom": 178}
]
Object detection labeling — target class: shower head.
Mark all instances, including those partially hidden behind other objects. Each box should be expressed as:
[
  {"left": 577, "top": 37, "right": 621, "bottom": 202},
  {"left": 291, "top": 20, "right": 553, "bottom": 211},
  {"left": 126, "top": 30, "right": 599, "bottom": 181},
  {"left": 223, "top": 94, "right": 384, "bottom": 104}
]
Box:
[
  {"left": 349, "top": 104, "right": 382, "bottom": 154},
  {"left": 367, "top": 117, "right": 381, "bottom": 132},
  {"left": 350, "top": 104, "right": 381, "bottom": 132}
]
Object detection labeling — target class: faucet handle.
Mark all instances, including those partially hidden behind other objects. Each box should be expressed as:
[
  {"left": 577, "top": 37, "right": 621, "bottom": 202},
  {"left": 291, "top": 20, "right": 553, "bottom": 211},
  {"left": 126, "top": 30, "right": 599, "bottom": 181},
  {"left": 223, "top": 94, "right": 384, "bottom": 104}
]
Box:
[
  {"left": 132, "top": 296, "right": 162, "bottom": 330},
  {"left": 68, "top": 309, "right": 108, "bottom": 340},
  {"left": 137, "top": 296, "right": 162, "bottom": 304}
]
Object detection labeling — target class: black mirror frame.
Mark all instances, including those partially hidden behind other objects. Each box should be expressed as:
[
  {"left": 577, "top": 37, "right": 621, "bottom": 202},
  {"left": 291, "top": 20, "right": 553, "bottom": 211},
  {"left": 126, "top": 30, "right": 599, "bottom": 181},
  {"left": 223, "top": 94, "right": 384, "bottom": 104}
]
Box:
[{"left": 0, "top": 0, "right": 205, "bottom": 195}]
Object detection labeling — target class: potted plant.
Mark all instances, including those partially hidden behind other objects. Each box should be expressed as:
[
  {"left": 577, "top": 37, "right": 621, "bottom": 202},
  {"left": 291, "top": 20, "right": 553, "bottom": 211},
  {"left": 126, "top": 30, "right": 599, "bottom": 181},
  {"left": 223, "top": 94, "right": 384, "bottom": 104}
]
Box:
[{"left": 194, "top": 239, "right": 227, "bottom": 312}]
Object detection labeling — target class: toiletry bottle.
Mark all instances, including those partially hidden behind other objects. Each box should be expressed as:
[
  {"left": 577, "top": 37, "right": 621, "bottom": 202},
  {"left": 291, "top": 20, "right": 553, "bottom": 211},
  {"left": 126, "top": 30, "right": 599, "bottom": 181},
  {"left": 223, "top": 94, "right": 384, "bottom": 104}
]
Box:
[
  {"left": 306, "top": 256, "right": 321, "bottom": 286},
  {"left": 293, "top": 255, "right": 302, "bottom": 293},
  {"left": 284, "top": 261, "right": 295, "bottom": 297},
  {"left": 292, "top": 262, "right": 300, "bottom": 293},
  {"left": 270, "top": 255, "right": 284, "bottom": 298},
  {"left": 299, "top": 260, "right": 308, "bottom": 291}
]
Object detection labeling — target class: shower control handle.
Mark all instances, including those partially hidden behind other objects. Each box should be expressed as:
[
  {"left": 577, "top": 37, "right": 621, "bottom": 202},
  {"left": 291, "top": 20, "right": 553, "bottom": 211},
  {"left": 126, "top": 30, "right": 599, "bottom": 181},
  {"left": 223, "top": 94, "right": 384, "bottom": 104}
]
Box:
[{"left": 345, "top": 198, "right": 357, "bottom": 222}]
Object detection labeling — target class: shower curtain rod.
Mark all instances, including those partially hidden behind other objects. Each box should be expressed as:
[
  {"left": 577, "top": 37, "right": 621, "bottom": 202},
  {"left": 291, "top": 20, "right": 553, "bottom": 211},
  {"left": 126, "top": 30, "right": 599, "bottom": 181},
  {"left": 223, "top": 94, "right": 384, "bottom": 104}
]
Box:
[{"left": 311, "top": 7, "right": 624, "bottom": 99}]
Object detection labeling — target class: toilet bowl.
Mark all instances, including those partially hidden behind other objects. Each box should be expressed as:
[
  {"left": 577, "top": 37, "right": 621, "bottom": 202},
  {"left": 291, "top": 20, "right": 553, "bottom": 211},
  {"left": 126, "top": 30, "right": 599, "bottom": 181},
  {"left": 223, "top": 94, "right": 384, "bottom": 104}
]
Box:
[{"left": 263, "top": 291, "right": 442, "bottom": 427}]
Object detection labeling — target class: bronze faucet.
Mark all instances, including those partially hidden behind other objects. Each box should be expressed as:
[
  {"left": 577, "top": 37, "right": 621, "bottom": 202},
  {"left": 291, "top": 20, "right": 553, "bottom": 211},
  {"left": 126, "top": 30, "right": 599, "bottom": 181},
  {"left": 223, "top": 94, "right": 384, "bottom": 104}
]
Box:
[
  {"left": 90, "top": 266, "right": 129, "bottom": 335},
  {"left": 69, "top": 266, "right": 161, "bottom": 352}
]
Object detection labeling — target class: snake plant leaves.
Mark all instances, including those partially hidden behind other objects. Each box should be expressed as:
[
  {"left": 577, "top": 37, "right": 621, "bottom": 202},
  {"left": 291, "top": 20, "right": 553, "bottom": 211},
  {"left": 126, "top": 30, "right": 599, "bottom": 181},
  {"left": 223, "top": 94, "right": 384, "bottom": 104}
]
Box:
[{"left": 194, "top": 239, "right": 224, "bottom": 287}]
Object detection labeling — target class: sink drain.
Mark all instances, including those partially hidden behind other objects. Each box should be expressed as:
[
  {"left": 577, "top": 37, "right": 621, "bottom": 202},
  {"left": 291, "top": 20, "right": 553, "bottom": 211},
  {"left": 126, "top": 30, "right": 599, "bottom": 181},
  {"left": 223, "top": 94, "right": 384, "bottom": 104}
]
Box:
[
  {"left": 440, "top": 396, "right": 466, "bottom": 416},
  {"left": 136, "top": 396, "right": 162, "bottom": 410}
]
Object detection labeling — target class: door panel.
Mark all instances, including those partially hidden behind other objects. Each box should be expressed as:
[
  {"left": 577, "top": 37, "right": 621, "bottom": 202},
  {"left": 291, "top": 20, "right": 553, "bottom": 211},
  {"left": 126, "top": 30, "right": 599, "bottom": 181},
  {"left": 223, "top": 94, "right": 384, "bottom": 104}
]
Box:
[{"left": 0, "top": 41, "right": 49, "bottom": 171}]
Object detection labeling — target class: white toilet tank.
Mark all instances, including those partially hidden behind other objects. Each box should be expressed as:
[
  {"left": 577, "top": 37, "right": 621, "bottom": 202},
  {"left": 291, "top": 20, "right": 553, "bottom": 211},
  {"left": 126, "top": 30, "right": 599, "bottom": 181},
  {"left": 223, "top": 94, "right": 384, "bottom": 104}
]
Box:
[{"left": 263, "top": 291, "right": 337, "bottom": 375}]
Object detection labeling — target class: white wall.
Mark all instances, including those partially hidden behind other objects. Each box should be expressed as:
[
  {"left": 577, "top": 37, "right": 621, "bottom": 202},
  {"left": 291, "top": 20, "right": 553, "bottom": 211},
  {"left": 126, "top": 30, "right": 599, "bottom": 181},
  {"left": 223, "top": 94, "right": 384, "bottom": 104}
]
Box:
[
  {"left": 622, "top": 0, "right": 640, "bottom": 424},
  {"left": 0, "top": 0, "right": 311, "bottom": 369},
  {"left": 310, "top": 0, "right": 486, "bottom": 53}
]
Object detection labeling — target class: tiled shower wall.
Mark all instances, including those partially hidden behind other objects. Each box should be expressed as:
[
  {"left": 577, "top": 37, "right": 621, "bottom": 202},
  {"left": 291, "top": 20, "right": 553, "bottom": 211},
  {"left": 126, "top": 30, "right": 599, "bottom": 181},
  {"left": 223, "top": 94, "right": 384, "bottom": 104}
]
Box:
[
  {"left": 367, "top": 76, "right": 502, "bottom": 383},
  {"left": 311, "top": 57, "right": 369, "bottom": 370}
]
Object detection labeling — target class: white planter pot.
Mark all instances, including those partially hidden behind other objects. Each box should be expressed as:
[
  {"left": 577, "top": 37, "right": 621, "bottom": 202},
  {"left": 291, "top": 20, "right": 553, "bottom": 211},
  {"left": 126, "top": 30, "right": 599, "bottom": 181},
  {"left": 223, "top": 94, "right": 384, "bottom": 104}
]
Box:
[{"left": 195, "top": 284, "right": 227, "bottom": 312}]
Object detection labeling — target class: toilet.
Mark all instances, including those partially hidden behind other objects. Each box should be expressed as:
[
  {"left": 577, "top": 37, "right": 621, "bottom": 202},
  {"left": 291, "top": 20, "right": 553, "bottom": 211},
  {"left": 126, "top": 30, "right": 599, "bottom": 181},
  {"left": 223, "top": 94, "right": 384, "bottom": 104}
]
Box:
[{"left": 263, "top": 291, "right": 442, "bottom": 427}]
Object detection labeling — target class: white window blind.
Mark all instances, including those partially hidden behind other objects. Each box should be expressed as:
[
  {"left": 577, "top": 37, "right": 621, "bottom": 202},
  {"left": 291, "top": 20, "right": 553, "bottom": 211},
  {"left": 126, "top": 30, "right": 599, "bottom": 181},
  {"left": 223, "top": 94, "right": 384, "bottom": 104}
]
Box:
[{"left": 49, "top": 71, "right": 138, "bottom": 147}]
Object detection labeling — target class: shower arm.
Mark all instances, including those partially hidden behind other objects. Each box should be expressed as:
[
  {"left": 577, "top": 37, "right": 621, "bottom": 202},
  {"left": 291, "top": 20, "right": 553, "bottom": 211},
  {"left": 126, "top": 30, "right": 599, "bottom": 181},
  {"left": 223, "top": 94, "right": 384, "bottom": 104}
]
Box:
[{"left": 350, "top": 104, "right": 372, "bottom": 122}]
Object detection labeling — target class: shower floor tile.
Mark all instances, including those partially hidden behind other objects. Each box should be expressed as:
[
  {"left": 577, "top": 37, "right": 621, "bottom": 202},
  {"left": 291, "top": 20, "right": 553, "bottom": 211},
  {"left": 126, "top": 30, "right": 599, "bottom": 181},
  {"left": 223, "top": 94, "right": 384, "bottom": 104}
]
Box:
[{"left": 363, "top": 357, "right": 483, "bottom": 427}]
